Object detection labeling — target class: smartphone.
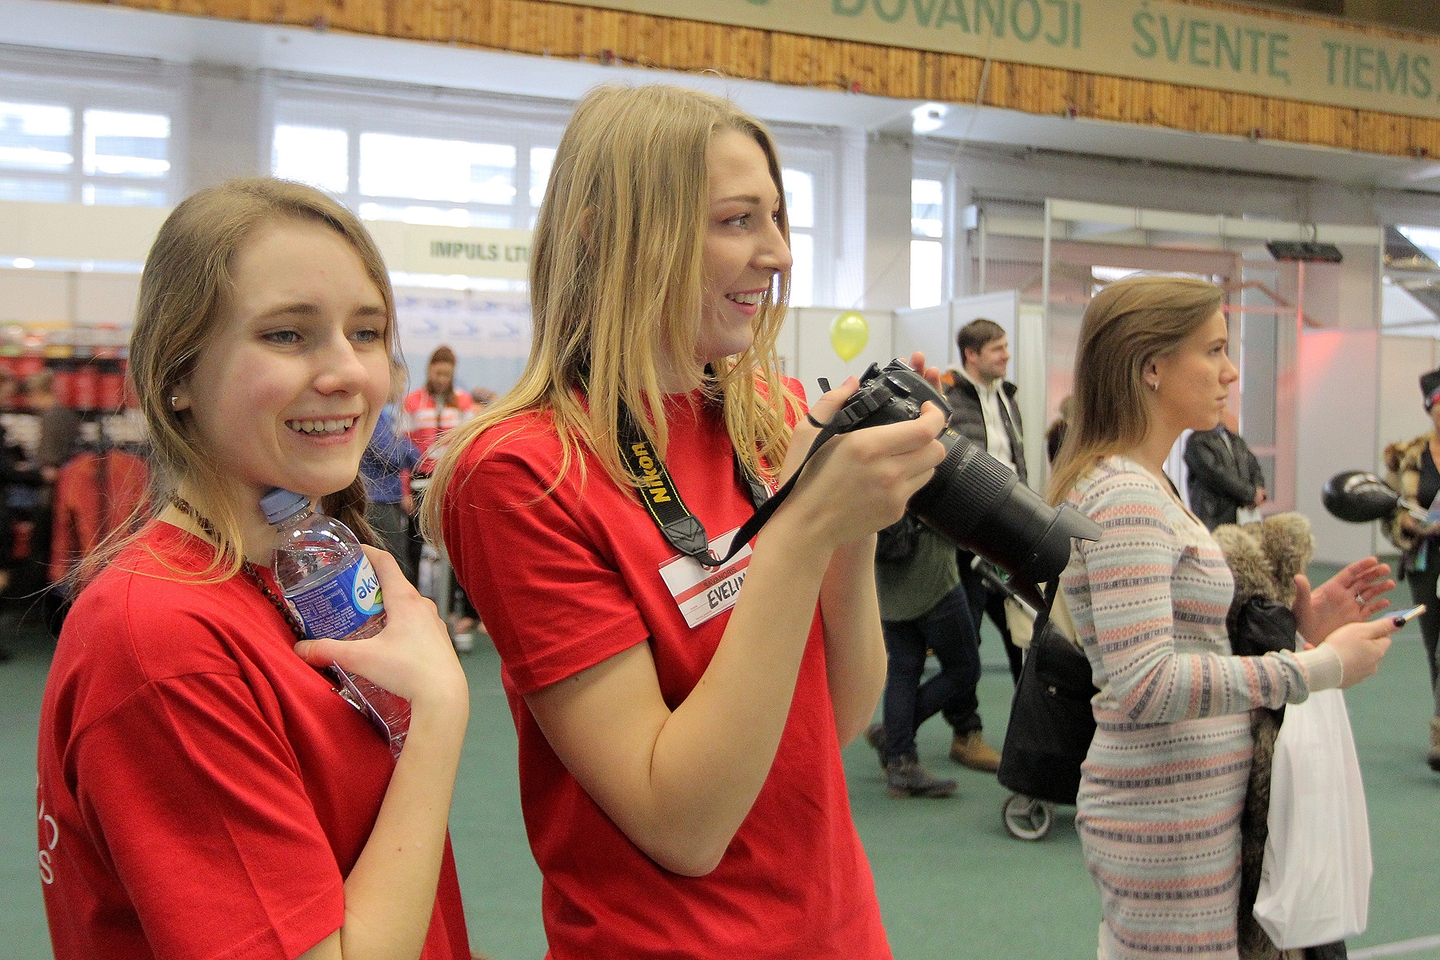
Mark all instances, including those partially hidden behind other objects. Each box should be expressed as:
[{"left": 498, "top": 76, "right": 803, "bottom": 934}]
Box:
[{"left": 1389, "top": 604, "right": 1427, "bottom": 628}]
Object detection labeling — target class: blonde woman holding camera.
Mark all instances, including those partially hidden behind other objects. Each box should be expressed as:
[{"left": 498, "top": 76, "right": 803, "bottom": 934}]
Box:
[{"left": 427, "top": 84, "right": 945, "bottom": 958}]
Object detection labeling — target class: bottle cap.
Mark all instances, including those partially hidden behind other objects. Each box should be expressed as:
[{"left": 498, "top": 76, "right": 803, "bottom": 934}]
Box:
[{"left": 260, "top": 488, "right": 311, "bottom": 526}]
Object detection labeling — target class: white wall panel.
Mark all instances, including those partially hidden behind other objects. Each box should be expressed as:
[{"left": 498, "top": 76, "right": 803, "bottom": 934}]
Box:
[
  {"left": 75, "top": 272, "right": 142, "bottom": 327},
  {"left": 891, "top": 303, "right": 948, "bottom": 370},
  {"left": 1297, "top": 327, "right": 1381, "bottom": 564},
  {"left": 0, "top": 201, "right": 166, "bottom": 264},
  {"left": 789, "top": 306, "right": 893, "bottom": 400},
  {"left": 0, "top": 271, "right": 68, "bottom": 323}
]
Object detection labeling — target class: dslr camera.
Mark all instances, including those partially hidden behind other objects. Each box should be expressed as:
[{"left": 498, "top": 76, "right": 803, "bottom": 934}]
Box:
[{"left": 830, "top": 359, "right": 1101, "bottom": 600}]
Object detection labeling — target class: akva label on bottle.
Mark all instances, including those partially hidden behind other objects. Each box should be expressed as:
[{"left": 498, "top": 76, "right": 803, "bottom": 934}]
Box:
[{"left": 288, "top": 553, "right": 385, "bottom": 639}]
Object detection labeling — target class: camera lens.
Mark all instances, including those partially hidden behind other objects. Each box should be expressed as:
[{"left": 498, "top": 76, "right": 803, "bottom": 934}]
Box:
[
  {"left": 838, "top": 358, "right": 1101, "bottom": 591},
  {"left": 909, "top": 428, "right": 1100, "bottom": 587}
]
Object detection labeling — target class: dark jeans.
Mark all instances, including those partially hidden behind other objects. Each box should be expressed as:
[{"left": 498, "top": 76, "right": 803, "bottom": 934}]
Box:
[
  {"left": 366, "top": 500, "right": 416, "bottom": 585},
  {"left": 958, "top": 551, "right": 1024, "bottom": 684},
  {"left": 405, "top": 489, "right": 429, "bottom": 588},
  {"left": 1406, "top": 555, "right": 1440, "bottom": 717},
  {"left": 881, "top": 582, "right": 982, "bottom": 759}
]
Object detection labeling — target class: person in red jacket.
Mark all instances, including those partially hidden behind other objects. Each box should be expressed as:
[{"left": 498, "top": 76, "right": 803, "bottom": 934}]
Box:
[
  {"left": 426, "top": 84, "right": 946, "bottom": 959},
  {"left": 403, "top": 346, "right": 473, "bottom": 471},
  {"left": 47, "top": 446, "right": 149, "bottom": 587},
  {"left": 403, "top": 346, "right": 478, "bottom": 641},
  {"left": 36, "top": 178, "right": 472, "bottom": 960}
]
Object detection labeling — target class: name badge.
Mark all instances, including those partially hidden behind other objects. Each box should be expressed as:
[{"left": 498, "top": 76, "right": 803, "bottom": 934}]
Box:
[{"left": 659, "top": 526, "right": 753, "bottom": 628}]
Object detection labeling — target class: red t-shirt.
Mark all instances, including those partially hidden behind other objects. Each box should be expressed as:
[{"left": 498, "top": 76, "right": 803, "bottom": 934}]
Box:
[
  {"left": 36, "top": 522, "right": 470, "bottom": 960},
  {"left": 443, "top": 389, "right": 891, "bottom": 960}
]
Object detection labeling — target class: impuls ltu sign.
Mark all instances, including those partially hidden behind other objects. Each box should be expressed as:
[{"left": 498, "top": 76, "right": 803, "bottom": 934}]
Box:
[{"left": 382, "top": 224, "right": 532, "bottom": 280}]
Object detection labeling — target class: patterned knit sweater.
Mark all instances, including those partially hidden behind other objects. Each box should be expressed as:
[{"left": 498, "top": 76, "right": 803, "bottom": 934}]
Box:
[
  {"left": 1062, "top": 456, "right": 1311, "bottom": 724},
  {"left": 1060, "top": 455, "right": 1321, "bottom": 960}
]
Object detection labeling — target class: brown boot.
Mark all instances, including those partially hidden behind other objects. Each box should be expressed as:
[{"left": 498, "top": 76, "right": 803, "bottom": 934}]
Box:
[
  {"left": 950, "top": 730, "right": 1002, "bottom": 773},
  {"left": 864, "top": 722, "right": 888, "bottom": 770},
  {"left": 885, "top": 755, "right": 957, "bottom": 798},
  {"left": 1429, "top": 718, "right": 1440, "bottom": 772}
]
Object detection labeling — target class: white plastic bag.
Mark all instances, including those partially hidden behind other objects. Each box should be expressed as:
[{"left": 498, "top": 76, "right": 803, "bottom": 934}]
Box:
[{"left": 1252, "top": 688, "right": 1372, "bottom": 949}]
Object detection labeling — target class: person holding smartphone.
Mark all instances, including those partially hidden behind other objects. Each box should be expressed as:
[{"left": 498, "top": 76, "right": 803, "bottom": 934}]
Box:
[{"left": 1048, "top": 274, "right": 1396, "bottom": 960}]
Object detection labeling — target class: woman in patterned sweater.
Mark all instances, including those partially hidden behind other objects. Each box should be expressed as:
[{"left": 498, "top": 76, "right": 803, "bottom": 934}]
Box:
[{"left": 1046, "top": 274, "right": 1397, "bottom": 960}]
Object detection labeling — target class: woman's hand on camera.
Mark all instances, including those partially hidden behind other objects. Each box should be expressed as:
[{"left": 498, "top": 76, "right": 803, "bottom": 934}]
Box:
[
  {"left": 293, "top": 546, "right": 468, "bottom": 713},
  {"left": 1293, "top": 556, "right": 1394, "bottom": 642},
  {"left": 780, "top": 376, "right": 946, "bottom": 551},
  {"left": 1318, "top": 617, "right": 1395, "bottom": 689}
]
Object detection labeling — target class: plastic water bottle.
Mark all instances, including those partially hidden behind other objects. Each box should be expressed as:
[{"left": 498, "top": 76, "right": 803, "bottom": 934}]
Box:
[{"left": 262, "top": 487, "right": 411, "bottom": 756}]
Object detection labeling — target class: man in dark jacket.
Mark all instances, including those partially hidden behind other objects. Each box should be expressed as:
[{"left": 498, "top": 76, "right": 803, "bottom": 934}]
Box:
[
  {"left": 1184, "top": 411, "right": 1266, "bottom": 530},
  {"left": 938, "top": 318, "right": 1025, "bottom": 750},
  {"left": 942, "top": 319, "right": 1026, "bottom": 490}
]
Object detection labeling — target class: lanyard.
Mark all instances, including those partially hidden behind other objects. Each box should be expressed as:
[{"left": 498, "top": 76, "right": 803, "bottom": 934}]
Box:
[{"left": 617, "top": 403, "right": 854, "bottom": 568}]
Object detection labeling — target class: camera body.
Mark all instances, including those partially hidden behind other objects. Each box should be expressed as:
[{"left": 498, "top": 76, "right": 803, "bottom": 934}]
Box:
[
  {"left": 832, "top": 359, "right": 1101, "bottom": 592},
  {"left": 831, "top": 359, "right": 951, "bottom": 433}
]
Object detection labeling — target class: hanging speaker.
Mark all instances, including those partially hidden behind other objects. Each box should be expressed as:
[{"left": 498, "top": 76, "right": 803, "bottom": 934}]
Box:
[{"left": 1266, "top": 240, "right": 1343, "bottom": 263}]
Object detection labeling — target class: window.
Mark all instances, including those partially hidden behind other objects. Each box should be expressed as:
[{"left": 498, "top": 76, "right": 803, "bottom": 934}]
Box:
[
  {"left": 784, "top": 166, "right": 816, "bottom": 307},
  {"left": 911, "top": 237, "right": 943, "bottom": 309},
  {"left": 273, "top": 124, "right": 349, "bottom": 194},
  {"left": 0, "top": 100, "right": 174, "bottom": 206},
  {"left": 82, "top": 109, "right": 169, "bottom": 178},
  {"left": 529, "top": 147, "right": 555, "bottom": 213},
  {"left": 270, "top": 86, "right": 565, "bottom": 286},
  {"left": 358, "top": 133, "right": 515, "bottom": 207},
  {"left": 0, "top": 102, "right": 72, "bottom": 173},
  {"left": 912, "top": 178, "right": 943, "bottom": 239},
  {"left": 0, "top": 45, "right": 181, "bottom": 208},
  {"left": 768, "top": 132, "right": 839, "bottom": 308},
  {"left": 0, "top": 178, "right": 67, "bottom": 202},
  {"left": 267, "top": 89, "right": 847, "bottom": 304},
  {"left": 911, "top": 178, "right": 944, "bottom": 308}
]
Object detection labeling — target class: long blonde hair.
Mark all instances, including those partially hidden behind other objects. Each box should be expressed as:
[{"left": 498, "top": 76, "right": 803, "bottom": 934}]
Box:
[
  {"left": 80, "top": 178, "right": 402, "bottom": 586},
  {"left": 423, "top": 84, "right": 800, "bottom": 545},
  {"left": 1047, "top": 275, "right": 1225, "bottom": 505}
]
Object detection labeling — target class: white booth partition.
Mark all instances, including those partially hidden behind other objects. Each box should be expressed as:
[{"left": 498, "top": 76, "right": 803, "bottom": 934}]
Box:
[{"left": 786, "top": 293, "right": 1049, "bottom": 480}]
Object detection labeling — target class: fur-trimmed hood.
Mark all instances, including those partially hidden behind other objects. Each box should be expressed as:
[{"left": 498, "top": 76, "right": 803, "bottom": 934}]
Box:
[
  {"left": 1383, "top": 433, "right": 1427, "bottom": 479},
  {"left": 1382, "top": 432, "right": 1430, "bottom": 554},
  {"left": 1211, "top": 512, "right": 1314, "bottom": 608},
  {"left": 1213, "top": 511, "right": 1317, "bottom": 960}
]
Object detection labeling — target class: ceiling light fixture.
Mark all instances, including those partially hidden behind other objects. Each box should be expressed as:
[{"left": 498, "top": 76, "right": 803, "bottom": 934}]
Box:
[{"left": 911, "top": 102, "right": 948, "bottom": 135}]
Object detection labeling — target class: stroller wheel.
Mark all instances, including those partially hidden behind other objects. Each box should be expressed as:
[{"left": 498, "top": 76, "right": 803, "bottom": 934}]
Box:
[{"left": 1002, "top": 793, "right": 1054, "bottom": 841}]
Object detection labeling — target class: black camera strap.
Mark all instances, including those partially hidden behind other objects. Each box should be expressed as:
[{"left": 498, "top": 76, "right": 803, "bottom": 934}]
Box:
[{"left": 617, "top": 403, "right": 864, "bottom": 568}]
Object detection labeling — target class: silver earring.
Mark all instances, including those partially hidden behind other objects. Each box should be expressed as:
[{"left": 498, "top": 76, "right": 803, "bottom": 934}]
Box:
[
  {"left": 169, "top": 395, "right": 180, "bottom": 409},
  {"left": 1148, "top": 379, "right": 1159, "bottom": 392}
]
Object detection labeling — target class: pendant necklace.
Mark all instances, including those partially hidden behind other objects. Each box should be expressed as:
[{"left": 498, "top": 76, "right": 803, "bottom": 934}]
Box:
[{"left": 166, "top": 492, "right": 305, "bottom": 641}]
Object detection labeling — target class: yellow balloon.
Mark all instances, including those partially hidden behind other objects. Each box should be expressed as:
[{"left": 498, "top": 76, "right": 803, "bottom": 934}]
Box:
[{"left": 830, "top": 311, "right": 869, "bottom": 362}]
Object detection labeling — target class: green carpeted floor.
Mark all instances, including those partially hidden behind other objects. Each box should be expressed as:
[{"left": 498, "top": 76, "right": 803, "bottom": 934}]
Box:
[{"left": 3, "top": 568, "right": 1437, "bottom": 960}]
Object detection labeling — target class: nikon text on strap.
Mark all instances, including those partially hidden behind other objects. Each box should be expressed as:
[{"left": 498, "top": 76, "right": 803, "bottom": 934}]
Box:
[{"left": 617, "top": 396, "right": 880, "bottom": 568}]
